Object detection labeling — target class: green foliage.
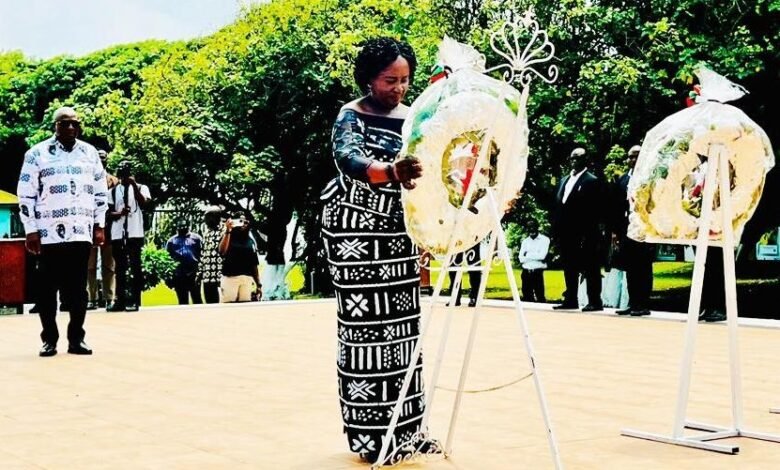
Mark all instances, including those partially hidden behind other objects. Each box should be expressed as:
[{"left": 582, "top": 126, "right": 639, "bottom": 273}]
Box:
[
  {"left": 1, "top": 0, "right": 778, "bottom": 294},
  {"left": 140, "top": 244, "right": 177, "bottom": 292}
]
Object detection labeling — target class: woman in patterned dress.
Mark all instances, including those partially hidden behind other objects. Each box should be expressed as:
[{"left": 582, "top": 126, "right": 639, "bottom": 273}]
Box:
[{"left": 321, "top": 37, "right": 431, "bottom": 463}]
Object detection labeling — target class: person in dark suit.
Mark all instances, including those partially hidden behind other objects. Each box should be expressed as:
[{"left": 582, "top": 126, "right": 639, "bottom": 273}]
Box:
[
  {"left": 610, "top": 145, "right": 654, "bottom": 316},
  {"left": 447, "top": 243, "right": 482, "bottom": 307},
  {"left": 553, "top": 148, "right": 606, "bottom": 312}
]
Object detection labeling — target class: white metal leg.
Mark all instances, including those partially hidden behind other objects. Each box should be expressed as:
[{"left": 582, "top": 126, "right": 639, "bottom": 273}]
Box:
[
  {"left": 719, "top": 149, "right": 745, "bottom": 430},
  {"left": 489, "top": 193, "right": 562, "bottom": 468},
  {"left": 372, "top": 248, "right": 456, "bottom": 467},
  {"left": 444, "top": 221, "right": 500, "bottom": 454}
]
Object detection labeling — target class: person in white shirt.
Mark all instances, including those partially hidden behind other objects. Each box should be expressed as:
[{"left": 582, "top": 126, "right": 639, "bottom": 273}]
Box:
[
  {"left": 553, "top": 147, "right": 607, "bottom": 312},
  {"left": 518, "top": 220, "right": 550, "bottom": 303},
  {"left": 86, "top": 149, "right": 119, "bottom": 310},
  {"left": 17, "top": 107, "right": 108, "bottom": 357},
  {"left": 107, "top": 160, "right": 151, "bottom": 312}
]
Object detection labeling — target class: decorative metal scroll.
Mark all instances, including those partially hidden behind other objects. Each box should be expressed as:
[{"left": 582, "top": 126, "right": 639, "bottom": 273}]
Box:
[
  {"left": 484, "top": 10, "right": 558, "bottom": 87},
  {"left": 374, "top": 432, "right": 445, "bottom": 468}
]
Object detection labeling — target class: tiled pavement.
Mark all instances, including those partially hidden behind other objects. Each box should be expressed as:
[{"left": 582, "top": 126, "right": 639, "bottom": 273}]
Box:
[{"left": 2, "top": 299, "right": 780, "bottom": 469}]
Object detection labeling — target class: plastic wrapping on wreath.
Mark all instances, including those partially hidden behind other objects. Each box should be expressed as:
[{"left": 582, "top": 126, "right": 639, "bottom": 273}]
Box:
[
  {"left": 400, "top": 37, "right": 529, "bottom": 256},
  {"left": 628, "top": 66, "right": 775, "bottom": 245}
]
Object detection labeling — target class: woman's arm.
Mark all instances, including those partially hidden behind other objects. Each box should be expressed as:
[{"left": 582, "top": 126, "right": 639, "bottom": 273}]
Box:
[
  {"left": 252, "top": 265, "right": 261, "bottom": 289},
  {"left": 218, "top": 219, "right": 234, "bottom": 255},
  {"left": 333, "top": 109, "right": 422, "bottom": 185}
]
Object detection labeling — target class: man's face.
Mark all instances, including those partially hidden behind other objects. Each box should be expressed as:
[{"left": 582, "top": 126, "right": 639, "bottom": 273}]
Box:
[
  {"left": 55, "top": 112, "right": 81, "bottom": 143},
  {"left": 204, "top": 212, "right": 221, "bottom": 228},
  {"left": 98, "top": 150, "right": 108, "bottom": 168},
  {"left": 177, "top": 224, "right": 189, "bottom": 236},
  {"left": 117, "top": 164, "right": 132, "bottom": 183},
  {"left": 529, "top": 224, "right": 539, "bottom": 238},
  {"left": 627, "top": 151, "right": 639, "bottom": 170},
  {"left": 570, "top": 149, "right": 588, "bottom": 172}
]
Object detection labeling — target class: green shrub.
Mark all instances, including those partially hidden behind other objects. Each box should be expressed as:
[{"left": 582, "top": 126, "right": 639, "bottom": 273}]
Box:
[{"left": 141, "top": 244, "right": 177, "bottom": 291}]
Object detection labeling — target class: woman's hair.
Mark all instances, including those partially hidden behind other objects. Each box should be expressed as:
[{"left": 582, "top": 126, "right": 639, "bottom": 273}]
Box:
[{"left": 353, "top": 37, "right": 417, "bottom": 94}]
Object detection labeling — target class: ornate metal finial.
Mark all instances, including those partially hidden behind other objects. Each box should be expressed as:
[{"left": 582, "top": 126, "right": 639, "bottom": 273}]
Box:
[{"left": 484, "top": 10, "right": 558, "bottom": 87}]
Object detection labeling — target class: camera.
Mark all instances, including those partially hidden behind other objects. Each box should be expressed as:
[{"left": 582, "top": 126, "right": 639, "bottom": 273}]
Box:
[{"left": 117, "top": 161, "right": 132, "bottom": 178}]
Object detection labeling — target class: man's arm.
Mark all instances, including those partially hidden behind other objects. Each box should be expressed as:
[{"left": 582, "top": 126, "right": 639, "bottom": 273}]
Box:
[
  {"left": 518, "top": 239, "right": 529, "bottom": 264},
  {"left": 17, "top": 150, "right": 41, "bottom": 254},
  {"left": 166, "top": 238, "right": 181, "bottom": 261},
  {"left": 130, "top": 181, "right": 150, "bottom": 207}
]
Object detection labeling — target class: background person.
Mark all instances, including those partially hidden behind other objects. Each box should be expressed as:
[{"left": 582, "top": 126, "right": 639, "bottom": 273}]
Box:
[
  {"left": 166, "top": 221, "right": 203, "bottom": 305},
  {"left": 447, "top": 243, "right": 482, "bottom": 307},
  {"left": 610, "top": 145, "right": 654, "bottom": 316},
  {"left": 218, "top": 215, "right": 261, "bottom": 302},
  {"left": 553, "top": 147, "right": 607, "bottom": 312},
  {"left": 518, "top": 220, "right": 550, "bottom": 303},
  {"left": 200, "top": 206, "right": 224, "bottom": 304},
  {"left": 107, "top": 160, "right": 151, "bottom": 312},
  {"left": 86, "top": 149, "right": 119, "bottom": 309}
]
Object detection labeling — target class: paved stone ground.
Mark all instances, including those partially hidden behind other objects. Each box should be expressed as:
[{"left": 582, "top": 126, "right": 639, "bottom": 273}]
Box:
[{"left": 2, "top": 300, "right": 780, "bottom": 469}]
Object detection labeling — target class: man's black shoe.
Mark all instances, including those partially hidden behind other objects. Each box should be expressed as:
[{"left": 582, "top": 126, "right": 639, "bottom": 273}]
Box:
[
  {"left": 86, "top": 301, "right": 97, "bottom": 311},
  {"left": 106, "top": 303, "right": 125, "bottom": 312},
  {"left": 700, "top": 309, "right": 727, "bottom": 322},
  {"left": 125, "top": 304, "right": 139, "bottom": 312},
  {"left": 68, "top": 341, "right": 93, "bottom": 355},
  {"left": 552, "top": 303, "right": 578, "bottom": 310},
  {"left": 616, "top": 307, "right": 632, "bottom": 316},
  {"left": 630, "top": 309, "right": 651, "bottom": 317},
  {"left": 468, "top": 299, "right": 477, "bottom": 307},
  {"left": 39, "top": 342, "right": 57, "bottom": 357},
  {"left": 581, "top": 304, "right": 604, "bottom": 312}
]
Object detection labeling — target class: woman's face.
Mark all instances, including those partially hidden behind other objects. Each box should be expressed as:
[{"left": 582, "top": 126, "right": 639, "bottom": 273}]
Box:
[{"left": 369, "top": 56, "right": 410, "bottom": 109}]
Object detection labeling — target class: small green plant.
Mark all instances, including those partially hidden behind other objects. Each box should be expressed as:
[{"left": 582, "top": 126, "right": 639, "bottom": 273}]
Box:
[{"left": 141, "top": 244, "right": 177, "bottom": 291}]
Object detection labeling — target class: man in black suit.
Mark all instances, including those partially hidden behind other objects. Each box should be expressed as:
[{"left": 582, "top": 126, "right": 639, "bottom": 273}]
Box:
[
  {"left": 610, "top": 145, "right": 654, "bottom": 316},
  {"left": 447, "top": 243, "right": 482, "bottom": 307},
  {"left": 553, "top": 148, "right": 606, "bottom": 312}
]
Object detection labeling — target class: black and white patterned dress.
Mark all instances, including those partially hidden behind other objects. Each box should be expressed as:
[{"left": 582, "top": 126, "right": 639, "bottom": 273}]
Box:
[{"left": 321, "top": 109, "right": 425, "bottom": 462}]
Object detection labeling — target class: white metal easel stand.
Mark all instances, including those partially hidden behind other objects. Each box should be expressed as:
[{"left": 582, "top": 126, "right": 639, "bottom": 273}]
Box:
[{"left": 621, "top": 143, "right": 780, "bottom": 453}]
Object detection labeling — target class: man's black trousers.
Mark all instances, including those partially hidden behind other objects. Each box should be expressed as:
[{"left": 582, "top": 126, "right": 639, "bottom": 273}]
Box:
[
  {"left": 173, "top": 274, "right": 203, "bottom": 305},
  {"left": 37, "top": 242, "right": 91, "bottom": 345},
  {"left": 521, "top": 268, "right": 546, "bottom": 302},
  {"left": 112, "top": 238, "right": 144, "bottom": 306}
]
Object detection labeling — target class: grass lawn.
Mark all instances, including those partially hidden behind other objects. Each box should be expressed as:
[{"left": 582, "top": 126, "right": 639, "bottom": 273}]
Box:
[
  {"left": 141, "top": 260, "right": 780, "bottom": 318},
  {"left": 141, "top": 263, "right": 308, "bottom": 306},
  {"left": 142, "top": 262, "right": 695, "bottom": 306}
]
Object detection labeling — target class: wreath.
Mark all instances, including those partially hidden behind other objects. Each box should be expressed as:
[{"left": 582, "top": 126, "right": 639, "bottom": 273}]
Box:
[
  {"left": 628, "top": 102, "right": 774, "bottom": 243},
  {"left": 401, "top": 68, "right": 529, "bottom": 255}
]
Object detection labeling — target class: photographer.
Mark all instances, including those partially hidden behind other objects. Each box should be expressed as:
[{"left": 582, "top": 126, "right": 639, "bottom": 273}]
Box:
[
  {"left": 107, "top": 160, "right": 151, "bottom": 312},
  {"left": 218, "top": 215, "right": 261, "bottom": 303}
]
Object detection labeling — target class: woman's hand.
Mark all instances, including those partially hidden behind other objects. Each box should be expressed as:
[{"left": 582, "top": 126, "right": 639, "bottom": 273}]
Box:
[
  {"left": 254, "top": 285, "right": 262, "bottom": 301},
  {"left": 224, "top": 218, "right": 234, "bottom": 232},
  {"left": 392, "top": 157, "right": 423, "bottom": 189}
]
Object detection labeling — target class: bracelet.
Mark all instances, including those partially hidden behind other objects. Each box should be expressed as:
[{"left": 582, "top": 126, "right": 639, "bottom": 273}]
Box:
[{"left": 384, "top": 164, "right": 397, "bottom": 182}]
